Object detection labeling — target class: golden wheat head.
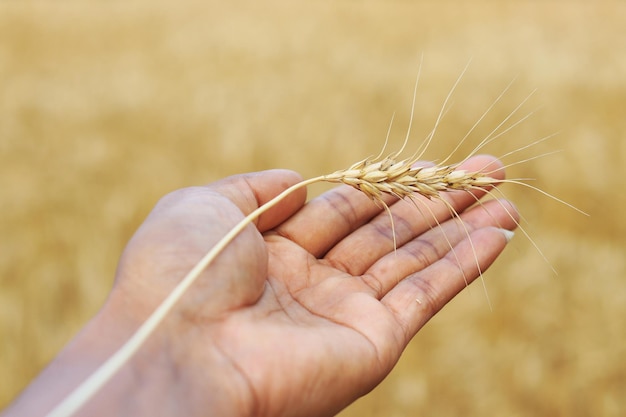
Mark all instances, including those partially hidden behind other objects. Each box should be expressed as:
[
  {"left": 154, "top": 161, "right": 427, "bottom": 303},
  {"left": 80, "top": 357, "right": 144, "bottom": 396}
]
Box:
[{"left": 324, "top": 156, "right": 499, "bottom": 202}]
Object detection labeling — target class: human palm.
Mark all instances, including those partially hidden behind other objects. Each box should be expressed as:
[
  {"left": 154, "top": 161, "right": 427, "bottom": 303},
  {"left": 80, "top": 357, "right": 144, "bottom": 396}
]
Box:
[{"left": 3, "top": 156, "right": 518, "bottom": 417}]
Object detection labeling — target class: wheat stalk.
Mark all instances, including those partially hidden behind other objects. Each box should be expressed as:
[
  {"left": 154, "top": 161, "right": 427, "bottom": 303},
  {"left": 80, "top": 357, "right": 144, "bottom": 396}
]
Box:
[{"left": 44, "top": 65, "right": 588, "bottom": 417}]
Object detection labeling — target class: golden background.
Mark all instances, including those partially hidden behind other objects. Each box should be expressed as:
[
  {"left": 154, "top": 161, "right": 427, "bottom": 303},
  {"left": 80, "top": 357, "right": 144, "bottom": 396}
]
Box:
[{"left": 1, "top": 1, "right": 624, "bottom": 415}]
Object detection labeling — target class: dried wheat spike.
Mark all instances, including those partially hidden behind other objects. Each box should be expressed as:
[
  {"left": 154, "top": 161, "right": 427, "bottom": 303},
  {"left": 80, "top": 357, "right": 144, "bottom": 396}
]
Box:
[{"left": 324, "top": 156, "right": 499, "bottom": 203}]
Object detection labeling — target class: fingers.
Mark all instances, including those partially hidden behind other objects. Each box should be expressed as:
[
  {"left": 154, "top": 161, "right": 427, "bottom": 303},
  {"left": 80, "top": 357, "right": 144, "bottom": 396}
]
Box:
[
  {"left": 277, "top": 155, "right": 504, "bottom": 259},
  {"left": 322, "top": 155, "right": 506, "bottom": 275},
  {"left": 381, "top": 225, "right": 515, "bottom": 343},
  {"left": 274, "top": 183, "right": 398, "bottom": 258},
  {"left": 207, "top": 169, "right": 307, "bottom": 232},
  {"left": 361, "top": 198, "right": 519, "bottom": 298}
]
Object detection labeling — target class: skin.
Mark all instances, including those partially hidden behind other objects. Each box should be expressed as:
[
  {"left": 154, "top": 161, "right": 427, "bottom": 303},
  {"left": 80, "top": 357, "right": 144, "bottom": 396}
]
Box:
[{"left": 3, "top": 155, "right": 519, "bottom": 417}]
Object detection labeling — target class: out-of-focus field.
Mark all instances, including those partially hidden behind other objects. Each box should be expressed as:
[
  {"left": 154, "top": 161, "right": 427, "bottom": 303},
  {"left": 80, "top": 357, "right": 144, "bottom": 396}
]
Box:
[{"left": 1, "top": 1, "right": 624, "bottom": 415}]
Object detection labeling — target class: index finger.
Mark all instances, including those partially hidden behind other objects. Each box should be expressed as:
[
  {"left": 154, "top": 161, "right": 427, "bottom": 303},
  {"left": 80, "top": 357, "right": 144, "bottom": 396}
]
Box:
[{"left": 273, "top": 184, "right": 396, "bottom": 258}]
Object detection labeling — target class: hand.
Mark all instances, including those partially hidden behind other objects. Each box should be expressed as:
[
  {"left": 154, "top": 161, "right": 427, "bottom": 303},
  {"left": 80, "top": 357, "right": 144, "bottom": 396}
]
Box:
[{"left": 3, "top": 155, "right": 518, "bottom": 417}]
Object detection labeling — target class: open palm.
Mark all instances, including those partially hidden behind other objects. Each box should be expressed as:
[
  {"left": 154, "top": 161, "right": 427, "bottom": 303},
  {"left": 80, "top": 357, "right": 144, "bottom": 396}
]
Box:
[{"left": 3, "top": 156, "right": 518, "bottom": 417}]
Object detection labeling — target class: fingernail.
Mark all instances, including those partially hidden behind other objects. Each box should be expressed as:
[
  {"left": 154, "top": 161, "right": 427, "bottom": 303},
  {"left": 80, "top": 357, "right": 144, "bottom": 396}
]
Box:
[{"left": 498, "top": 228, "right": 515, "bottom": 243}]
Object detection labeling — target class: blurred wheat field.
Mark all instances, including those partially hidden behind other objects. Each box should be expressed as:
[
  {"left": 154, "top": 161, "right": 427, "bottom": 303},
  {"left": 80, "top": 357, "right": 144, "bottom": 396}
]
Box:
[{"left": 1, "top": 1, "right": 625, "bottom": 415}]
